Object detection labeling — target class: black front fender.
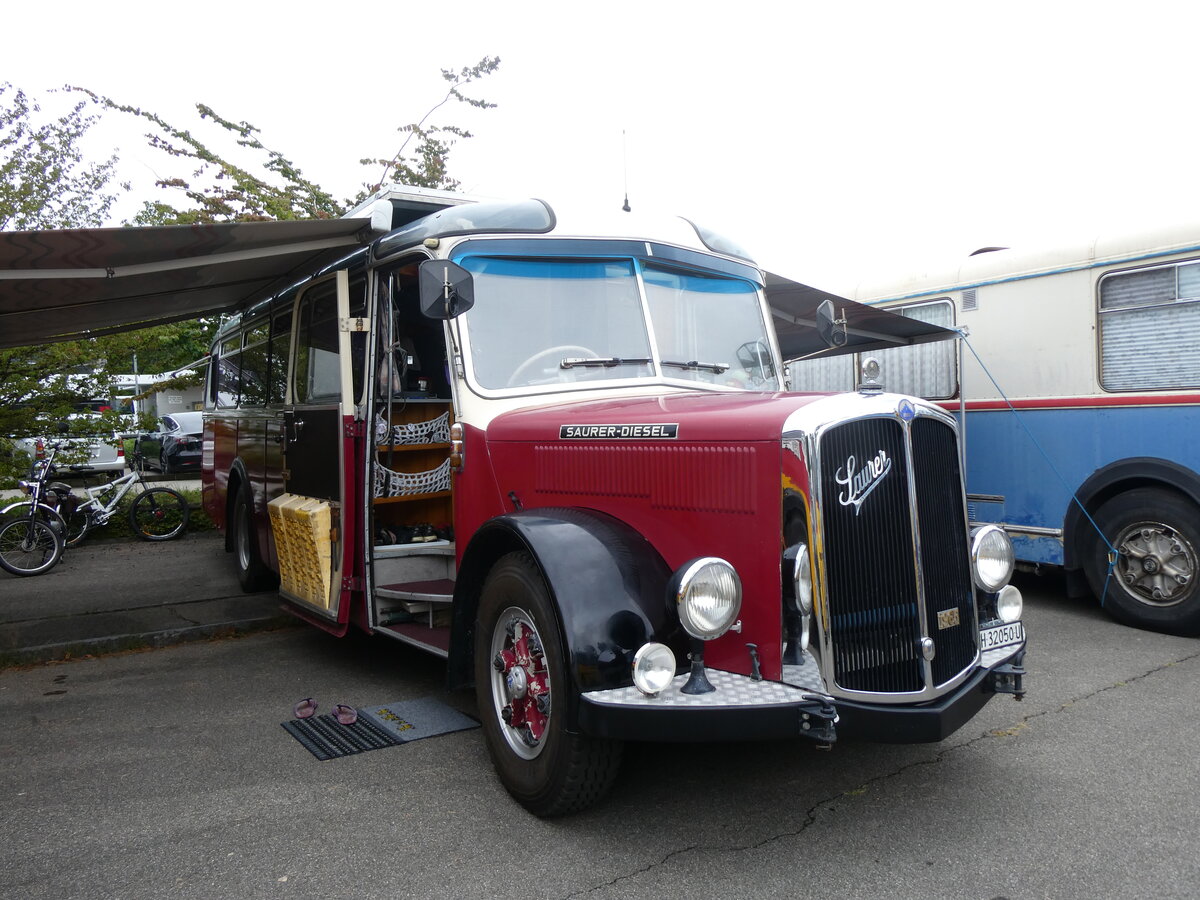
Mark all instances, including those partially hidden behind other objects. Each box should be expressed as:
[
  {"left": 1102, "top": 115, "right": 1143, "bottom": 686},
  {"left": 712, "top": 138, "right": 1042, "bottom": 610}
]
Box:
[{"left": 449, "top": 509, "right": 677, "bottom": 702}]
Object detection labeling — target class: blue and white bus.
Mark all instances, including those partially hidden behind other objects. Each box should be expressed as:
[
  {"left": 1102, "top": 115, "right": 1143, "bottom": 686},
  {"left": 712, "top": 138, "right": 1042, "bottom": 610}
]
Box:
[{"left": 790, "top": 222, "right": 1200, "bottom": 636}]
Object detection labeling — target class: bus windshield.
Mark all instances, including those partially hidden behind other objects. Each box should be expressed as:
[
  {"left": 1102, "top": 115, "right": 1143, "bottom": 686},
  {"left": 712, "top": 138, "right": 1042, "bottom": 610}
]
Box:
[{"left": 459, "top": 256, "right": 778, "bottom": 392}]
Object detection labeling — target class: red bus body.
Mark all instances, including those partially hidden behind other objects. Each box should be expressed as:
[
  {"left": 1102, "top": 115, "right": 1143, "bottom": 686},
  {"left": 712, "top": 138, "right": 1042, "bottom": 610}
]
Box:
[{"left": 200, "top": 189, "right": 1028, "bottom": 815}]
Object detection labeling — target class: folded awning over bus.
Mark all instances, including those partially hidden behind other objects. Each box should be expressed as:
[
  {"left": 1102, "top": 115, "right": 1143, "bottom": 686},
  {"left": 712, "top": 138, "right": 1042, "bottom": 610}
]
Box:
[
  {"left": 0, "top": 217, "right": 961, "bottom": 357},
  {"left": 765, "top": 271, "right": 960, "bottom": 360},
  {"left": 0, "top": 219, "right": 376, "bottom": 348}
]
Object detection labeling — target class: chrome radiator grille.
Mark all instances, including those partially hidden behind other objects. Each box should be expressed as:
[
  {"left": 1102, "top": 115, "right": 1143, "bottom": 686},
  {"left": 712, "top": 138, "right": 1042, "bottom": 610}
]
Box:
[{"left": 817, "top": 414, "right": 976, "bottom": 695}]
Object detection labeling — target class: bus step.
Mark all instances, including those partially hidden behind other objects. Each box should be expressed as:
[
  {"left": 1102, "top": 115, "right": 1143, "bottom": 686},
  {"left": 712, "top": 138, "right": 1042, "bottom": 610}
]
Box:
[
  {"left": 376, "top": 578, "right": 455, "bottom": 607},
  {"left": 374, "top": 540, "right": 455, "bottom": 559}
]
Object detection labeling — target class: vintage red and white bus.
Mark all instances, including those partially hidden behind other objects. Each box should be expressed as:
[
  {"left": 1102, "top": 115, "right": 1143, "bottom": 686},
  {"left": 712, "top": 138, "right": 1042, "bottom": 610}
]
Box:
[{"left": 201, "top": 187, "right": 1027, "bottom": 815}]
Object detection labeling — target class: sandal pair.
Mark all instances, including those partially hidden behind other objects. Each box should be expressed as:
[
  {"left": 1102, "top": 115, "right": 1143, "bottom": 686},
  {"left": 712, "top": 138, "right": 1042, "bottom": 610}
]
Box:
[{"left": 293, "top": 698, "right": 357, "bottom": 725}]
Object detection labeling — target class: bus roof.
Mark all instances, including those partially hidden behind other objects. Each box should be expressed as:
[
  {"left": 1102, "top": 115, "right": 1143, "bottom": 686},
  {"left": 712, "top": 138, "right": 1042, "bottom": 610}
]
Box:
[{"left": 851, "top": 220, "right": 1200, "bottom": 304}]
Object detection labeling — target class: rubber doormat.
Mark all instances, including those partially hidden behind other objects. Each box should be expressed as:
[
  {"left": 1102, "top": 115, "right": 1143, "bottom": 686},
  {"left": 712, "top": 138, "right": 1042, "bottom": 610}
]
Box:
[
  {"left": 282, "top": 698, "right": 478, "bottom": 761},
  {"left": 282, "top": 714, "right": 403, "bottom": 761},
  {"left": 359, "top": 697, "right": 479, "bottom": 743}
]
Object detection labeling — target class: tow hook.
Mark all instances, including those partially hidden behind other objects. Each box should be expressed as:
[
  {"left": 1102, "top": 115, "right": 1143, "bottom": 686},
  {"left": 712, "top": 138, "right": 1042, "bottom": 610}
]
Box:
[
  {"left": 989, "top": 649, "right": 1026, "bottom": 701},
  {"left": 800, "top": 696, "right": 838, "bottom": 745}
]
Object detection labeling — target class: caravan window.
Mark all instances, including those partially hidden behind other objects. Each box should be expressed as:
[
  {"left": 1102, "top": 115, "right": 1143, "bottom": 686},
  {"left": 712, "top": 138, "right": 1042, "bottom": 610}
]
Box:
[
  {"left": 789, "top": 298, "right": 956, "bottom": 399},
  {"left": 871, "top": 299, "right": 957, "bottom": 399},
  {"left": 1099, "top": 261, "right": 1200, "bottom": 390}
]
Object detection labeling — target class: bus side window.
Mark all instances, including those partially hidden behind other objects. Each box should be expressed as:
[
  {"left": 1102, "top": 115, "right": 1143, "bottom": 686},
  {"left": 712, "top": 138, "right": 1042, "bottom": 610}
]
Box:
[
  {"left": 240, "top": 322, "right": 270, "bottom": 407},
  {"left": 268, "top": 304, "right": 293, "bottom": 406},
  {"left": 216, "top": 335, "right": 241, "bottom": 408},
  {"left": 294, "top": 282, "right": 340, "bottom": 404}
]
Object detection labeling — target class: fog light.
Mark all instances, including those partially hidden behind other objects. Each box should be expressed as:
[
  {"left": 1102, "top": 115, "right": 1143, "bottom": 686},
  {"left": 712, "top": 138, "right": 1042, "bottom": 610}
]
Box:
[
  {"left": 996, "top": 584, "right": 1023, "bottom": 623},
  {"left": 632, "top": 643, "right": 676, "bottom": 696},
  {"left": 971, "top": 525, "right": 1015, "bottom": 592}
]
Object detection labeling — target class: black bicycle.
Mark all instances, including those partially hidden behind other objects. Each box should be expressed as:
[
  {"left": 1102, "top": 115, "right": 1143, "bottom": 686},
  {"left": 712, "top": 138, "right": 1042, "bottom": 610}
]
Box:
[{"left": 0, "top": 442, "right": 68, "bottom": 576}]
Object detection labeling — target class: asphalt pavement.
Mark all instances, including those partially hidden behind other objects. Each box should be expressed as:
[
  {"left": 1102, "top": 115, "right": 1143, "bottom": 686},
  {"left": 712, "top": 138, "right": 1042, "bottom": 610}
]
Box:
[
  {"left": 0, "top": 529, "right": 293, "bottom": 667},
  {"left": 1, "top": 573, "right": 1197, "bottom": 899}
]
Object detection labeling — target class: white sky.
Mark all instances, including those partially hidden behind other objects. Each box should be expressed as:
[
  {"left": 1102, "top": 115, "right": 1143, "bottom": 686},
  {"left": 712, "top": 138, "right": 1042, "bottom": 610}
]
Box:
[{"left": 7, "top": 0, "right": 1200, "bottom": 293}]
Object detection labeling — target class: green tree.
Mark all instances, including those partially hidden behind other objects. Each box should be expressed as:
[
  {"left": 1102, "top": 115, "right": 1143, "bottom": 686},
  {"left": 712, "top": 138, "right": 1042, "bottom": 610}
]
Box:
[
  {"left": 0, "top": 82, "right": 126, "bottom": 230},
  {"left": 0, "top": 84, "right": 130, "bottom": 482},
  {"left": 0, "top": 60, "right": 500, "bottom": 486}
]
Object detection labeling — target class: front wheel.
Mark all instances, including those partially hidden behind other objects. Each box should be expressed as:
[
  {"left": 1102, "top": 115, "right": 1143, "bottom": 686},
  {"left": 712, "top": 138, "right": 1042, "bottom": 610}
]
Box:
[
  {"left": 0, "top": 518, "right": 64, "bottom": 576},
  {"left": 474, "top": 551, "right": 622, "bottom": 816},
  {"left": 1085, "top": 487, "right": 1200, "bottom": 636},
  {"left": 129, "top": 488, "right": 190, "bottom": 541}
]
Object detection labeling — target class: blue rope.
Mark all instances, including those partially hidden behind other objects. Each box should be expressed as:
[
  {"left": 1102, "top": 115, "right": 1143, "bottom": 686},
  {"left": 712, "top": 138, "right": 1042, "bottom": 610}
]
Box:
[{"left": 959, "top": 336, "right": 1119, "bottom": 605}]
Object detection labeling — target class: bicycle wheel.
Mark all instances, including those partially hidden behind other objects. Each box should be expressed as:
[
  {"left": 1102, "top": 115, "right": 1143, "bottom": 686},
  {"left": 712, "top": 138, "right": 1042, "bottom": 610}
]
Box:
[
  {"left": 128, "top": 488, "right": 190, "bottom": 541},
  {"left": 1, "top": 502, "right": 67, "bottom": 538},
  {"left": 0, "top": 518, "right": 64, "bottom": 576},
  {"left": 64, "top": 508, "right": 93, "bottom": 548}
]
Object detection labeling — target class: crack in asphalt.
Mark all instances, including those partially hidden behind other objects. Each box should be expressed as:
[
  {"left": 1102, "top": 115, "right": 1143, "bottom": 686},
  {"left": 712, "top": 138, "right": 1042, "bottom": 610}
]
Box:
[{"left": 561, "top": 648, "right": 1200, "bottom": 899}]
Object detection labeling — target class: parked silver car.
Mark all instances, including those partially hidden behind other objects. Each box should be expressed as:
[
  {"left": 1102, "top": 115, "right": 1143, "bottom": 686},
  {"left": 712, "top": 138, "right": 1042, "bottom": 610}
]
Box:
[{"left": 13, "top": 428, "right": 126, "bottom": 476}]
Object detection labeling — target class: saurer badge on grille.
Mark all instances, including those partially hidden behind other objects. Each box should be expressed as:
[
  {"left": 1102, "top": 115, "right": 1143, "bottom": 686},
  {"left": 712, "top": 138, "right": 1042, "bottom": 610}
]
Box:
[{"left": 835, "top": 450, "right": 892, "bottom": 515}]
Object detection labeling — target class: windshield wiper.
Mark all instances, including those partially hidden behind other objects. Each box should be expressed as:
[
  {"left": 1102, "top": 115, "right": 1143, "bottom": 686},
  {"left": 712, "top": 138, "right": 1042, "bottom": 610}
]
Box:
[
  {"left": 662, "top": 359, "right": 729, "bottom": 374},
  {"left": 560, "top": 357, "right": 653, "bottom": 369}
]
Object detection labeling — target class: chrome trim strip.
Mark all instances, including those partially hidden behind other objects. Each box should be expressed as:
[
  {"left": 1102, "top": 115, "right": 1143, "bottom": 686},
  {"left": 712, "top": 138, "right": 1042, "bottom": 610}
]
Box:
[
  {"left": 1001, "top": 524, "right": 1063, "bottom": 538},
  {"left": 900, "top": 409, "right": 936, "bottom": 690},
  {"left": 967, "top": 521, "right": 1064, "bottom": 539}
]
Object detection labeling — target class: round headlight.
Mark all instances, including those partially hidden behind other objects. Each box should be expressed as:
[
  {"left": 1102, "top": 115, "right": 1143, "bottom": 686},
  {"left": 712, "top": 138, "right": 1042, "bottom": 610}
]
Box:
[
  {"left": 632, "top": 643, "right": 677, "bottom": 696},
  {"left": 971, "top": 525, "right": 1015, "bottom": 592},
  {"left": 996, "top": 584, "right": 1023, "bottom": 624},
  {"left": 675, "top": 557, "right": 742, "bottom": 640},
  {"left": 793, "top": 544, "right": 813, "bottom": 616}
]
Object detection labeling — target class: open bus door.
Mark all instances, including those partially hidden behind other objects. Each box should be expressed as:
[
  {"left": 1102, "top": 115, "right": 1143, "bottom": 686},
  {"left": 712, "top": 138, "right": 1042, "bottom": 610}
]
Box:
[{"left": 273, "top": 269, "right": 361, "bottom": 620}]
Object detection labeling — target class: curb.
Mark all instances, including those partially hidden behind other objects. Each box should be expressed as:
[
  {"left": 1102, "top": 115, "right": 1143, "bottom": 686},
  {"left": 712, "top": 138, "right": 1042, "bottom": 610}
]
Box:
[{"left": 0, "top": 611, "right": 300, "bottom": 668}]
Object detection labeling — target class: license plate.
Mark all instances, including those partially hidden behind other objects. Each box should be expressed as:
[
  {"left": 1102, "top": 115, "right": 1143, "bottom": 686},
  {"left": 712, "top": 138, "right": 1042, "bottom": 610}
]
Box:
[{"left": 980, "top": 621, "right": 1024, "bottom": 651}]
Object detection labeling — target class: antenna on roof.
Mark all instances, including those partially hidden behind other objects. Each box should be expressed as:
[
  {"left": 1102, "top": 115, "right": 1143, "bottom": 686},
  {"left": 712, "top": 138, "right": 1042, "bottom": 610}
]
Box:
[{"left": 622, "top": 130, "right": 631, "bottom": 212}]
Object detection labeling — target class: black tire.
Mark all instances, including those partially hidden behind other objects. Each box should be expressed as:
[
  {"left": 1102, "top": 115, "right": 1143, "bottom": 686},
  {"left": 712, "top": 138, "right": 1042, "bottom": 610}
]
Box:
[
  {"left": 160, "top": 452, "right": 171, "bottom": 475},
  {"left": 0, "top": 517, "right": 64, "bottom": 576},
  {"left": 128, "top": 487, "right": 190, "bottom": 541},
  {"left": 474, "top": 551, "right": 622, "bottom": 816},
  {"left": 64, "top": 508, "right": 92, "bottom": 548},
  {"left": 1084, "top": 487, "right": 1200, "bottom": 636},
  {"left": 233, "top": 484, "right": 275, "bottom": 591}
]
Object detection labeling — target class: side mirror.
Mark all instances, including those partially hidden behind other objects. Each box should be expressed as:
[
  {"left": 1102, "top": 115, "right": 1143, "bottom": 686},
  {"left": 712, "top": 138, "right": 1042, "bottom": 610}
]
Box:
[
  {"left": 419, "top": 260, "right": 475, "bottom": 320},
  {"left": 816, "top": 299, "right": 848, "bottom": 349},
  {"left": 736, "top": 340, "right": 775, "bottom": 384}
]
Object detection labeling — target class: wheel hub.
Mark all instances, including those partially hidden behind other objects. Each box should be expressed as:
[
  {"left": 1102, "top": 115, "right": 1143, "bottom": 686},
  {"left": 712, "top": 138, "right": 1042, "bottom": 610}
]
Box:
[
  {"left": 491, "top": 612, "right": 550, "bottom": 758},
  {"left": 1117, "top": 522, "right": 1195, "bottom": 607}
]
